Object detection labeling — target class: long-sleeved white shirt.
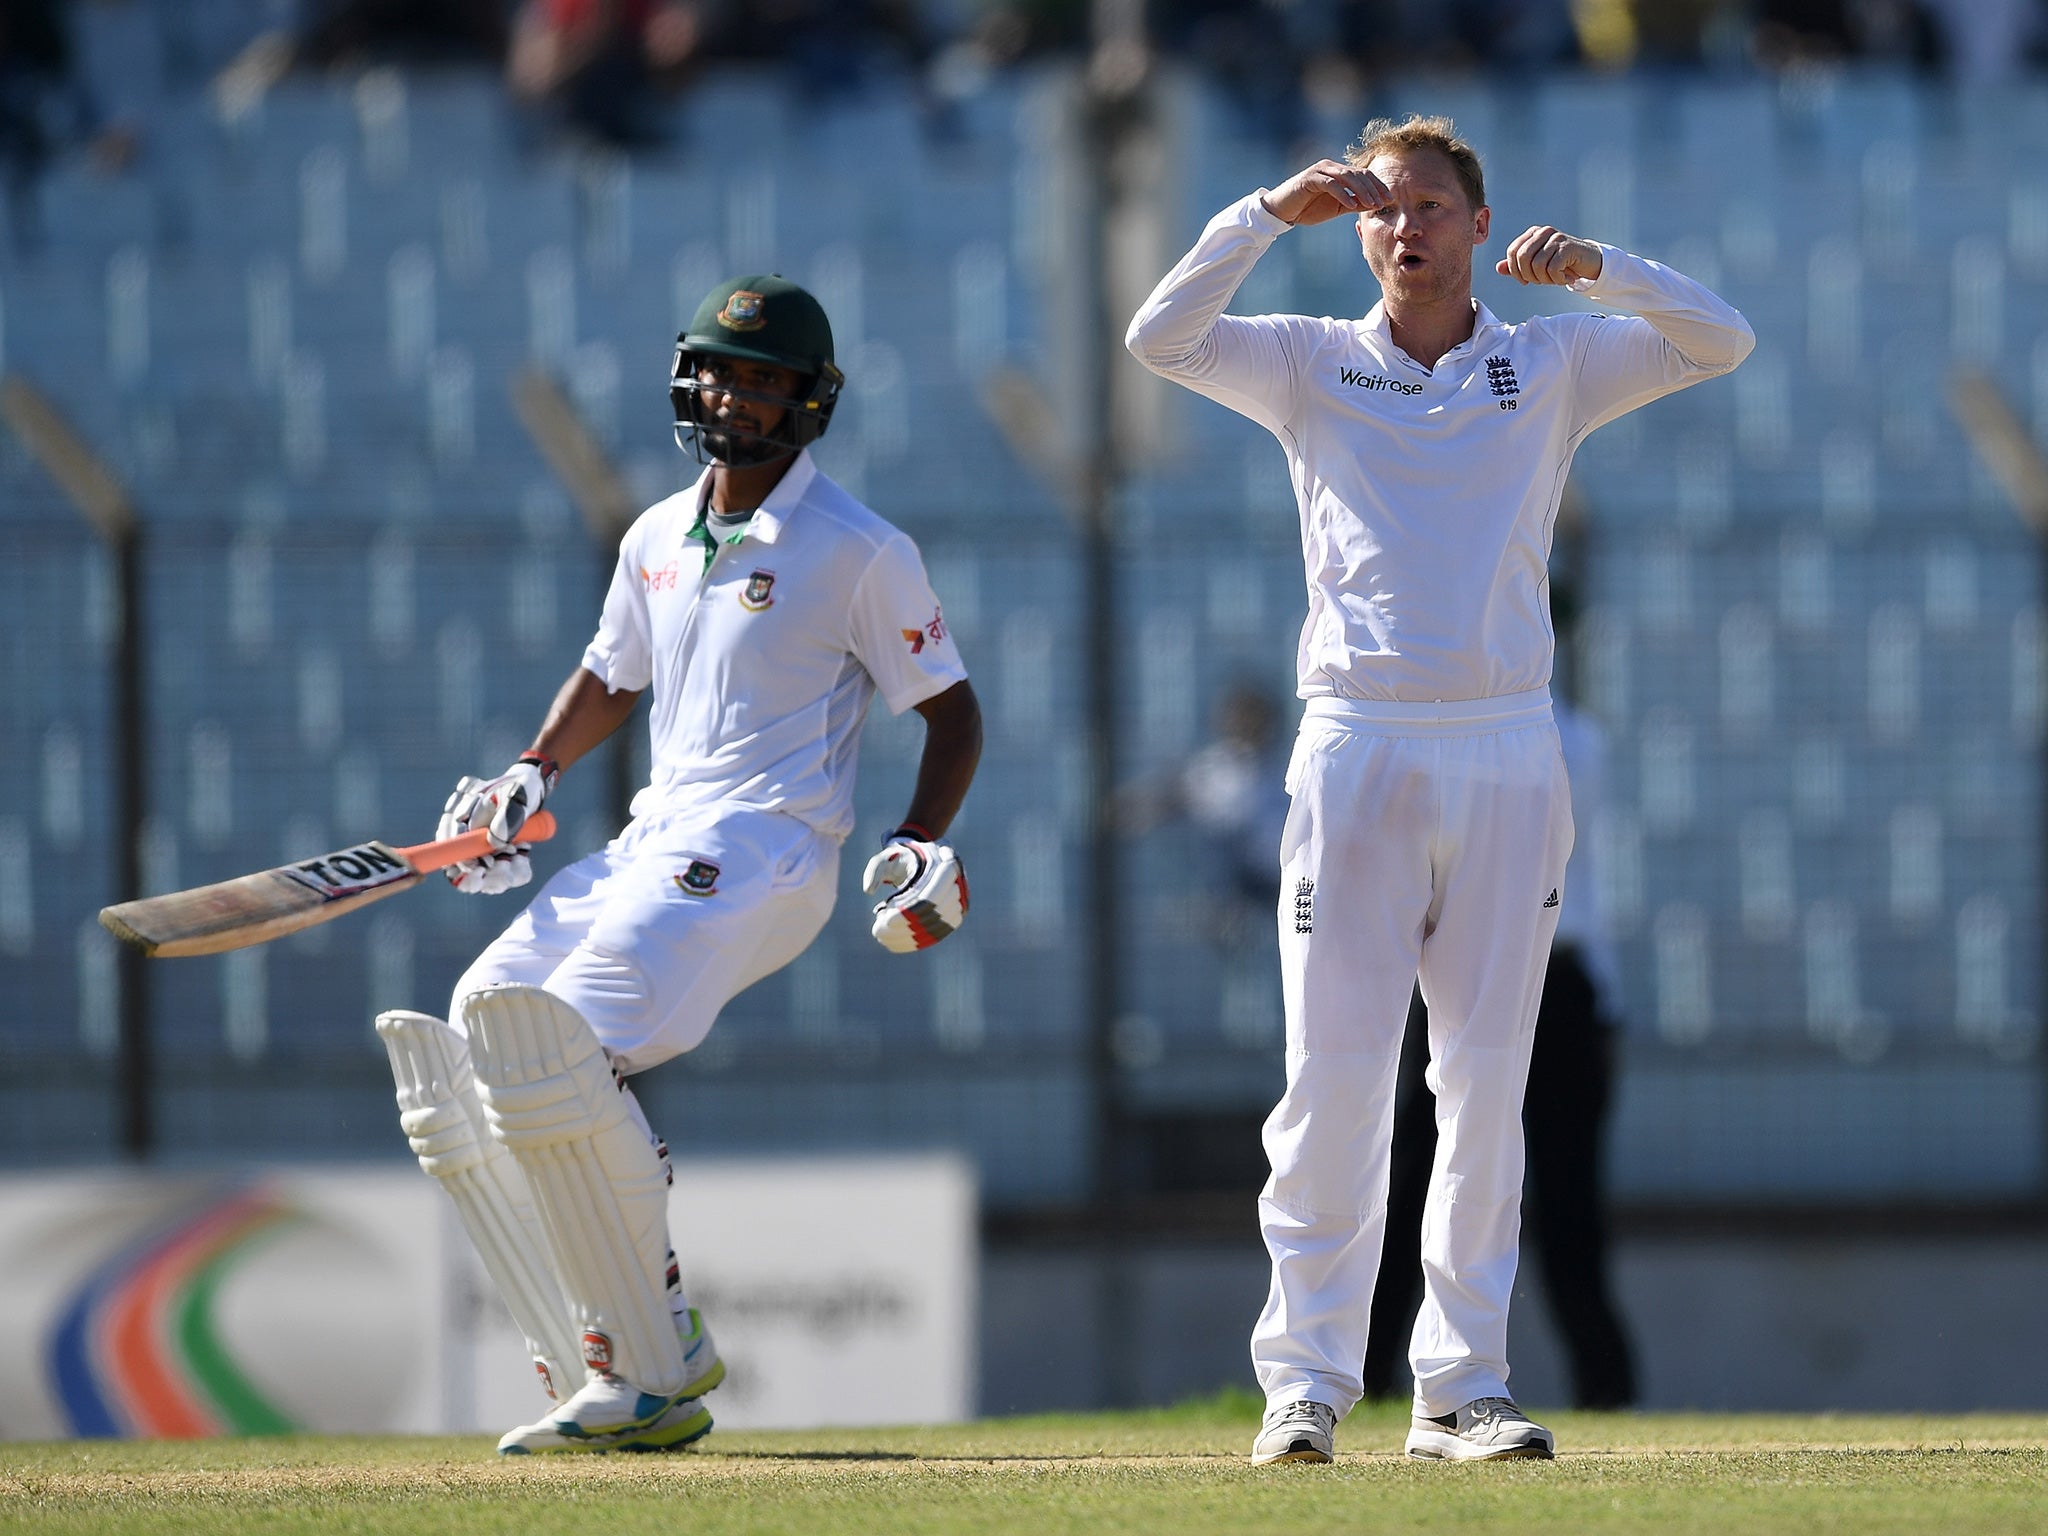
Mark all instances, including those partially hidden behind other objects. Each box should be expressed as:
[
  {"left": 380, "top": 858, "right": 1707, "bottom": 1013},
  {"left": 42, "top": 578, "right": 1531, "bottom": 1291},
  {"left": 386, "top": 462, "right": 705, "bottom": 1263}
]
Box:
[{"left": 1127, "top": 192, "right": 1755, "bottom": 703}]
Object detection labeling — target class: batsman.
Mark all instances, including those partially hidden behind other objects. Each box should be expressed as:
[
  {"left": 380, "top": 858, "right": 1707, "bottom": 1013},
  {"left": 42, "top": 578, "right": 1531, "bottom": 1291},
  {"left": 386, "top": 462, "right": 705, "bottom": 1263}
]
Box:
[
  {"left": 1129, "top": 115, "right": 1751, "bottom": 1463},
  {"left": 376, "top": 275, "right": 981, "bottom": 1454}
]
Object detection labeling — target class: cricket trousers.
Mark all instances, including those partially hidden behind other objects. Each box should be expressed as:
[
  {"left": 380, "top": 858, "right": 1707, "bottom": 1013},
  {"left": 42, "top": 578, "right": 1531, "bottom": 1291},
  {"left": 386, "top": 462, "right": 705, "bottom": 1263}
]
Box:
[
  {"left": 1252, "top": 688, "right": 1574, "bottom": 1419},
  {"left": 453, "top": 807, "right": 840, "bottom": 1075}
]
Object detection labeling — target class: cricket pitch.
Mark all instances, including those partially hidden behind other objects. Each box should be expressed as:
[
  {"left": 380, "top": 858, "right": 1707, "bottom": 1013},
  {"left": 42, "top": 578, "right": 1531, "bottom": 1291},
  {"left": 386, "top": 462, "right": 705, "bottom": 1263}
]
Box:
[{"left": 4, "top": 1398, "right": 2045, "bottom": 1536}]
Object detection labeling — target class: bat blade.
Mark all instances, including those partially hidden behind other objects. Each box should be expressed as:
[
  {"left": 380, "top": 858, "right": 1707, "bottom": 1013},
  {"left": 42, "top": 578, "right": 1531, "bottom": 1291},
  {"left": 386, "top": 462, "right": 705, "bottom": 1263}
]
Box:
[{"left": 98, "top": 810, "right": 557, "bottom": 958}]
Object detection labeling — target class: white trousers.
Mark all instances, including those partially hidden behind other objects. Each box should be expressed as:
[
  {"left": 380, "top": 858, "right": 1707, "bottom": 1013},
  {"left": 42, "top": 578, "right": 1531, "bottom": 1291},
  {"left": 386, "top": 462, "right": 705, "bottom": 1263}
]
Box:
[
  {"left": 454, "top": 807, "right": 840, "bottom": 1075},
  {"left": 1251, "top": 689, "right": 1573, "bottom": 1419}
]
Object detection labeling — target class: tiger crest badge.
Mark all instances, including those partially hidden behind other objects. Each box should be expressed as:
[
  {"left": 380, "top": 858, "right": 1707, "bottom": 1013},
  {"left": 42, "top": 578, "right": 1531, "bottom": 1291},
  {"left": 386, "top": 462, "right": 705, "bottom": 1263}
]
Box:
[
  {"left": 718, "top": 290, "right": 767, "bottom": 332},
  {"left": 674, "top": 859, "right": 721, "bottom": 897},
  {"left": 739, "top": 569, "right": 776, "bottom": 611}
]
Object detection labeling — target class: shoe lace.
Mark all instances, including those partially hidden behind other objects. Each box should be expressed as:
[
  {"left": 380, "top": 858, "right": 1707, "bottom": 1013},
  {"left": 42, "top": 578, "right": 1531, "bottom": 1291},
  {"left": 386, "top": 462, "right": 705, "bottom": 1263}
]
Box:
[
  {"left": 1272, "top": 1399, "right": 1332, "bottom": 1429},
  {"left": 1465, "top": 1397, "right": 1519, "bottom": 1426}
]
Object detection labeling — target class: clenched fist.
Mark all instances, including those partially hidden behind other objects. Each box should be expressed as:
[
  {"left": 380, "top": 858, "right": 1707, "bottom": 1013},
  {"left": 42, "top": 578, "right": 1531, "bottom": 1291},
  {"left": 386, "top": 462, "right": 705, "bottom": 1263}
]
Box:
[
  {"left": 1496, "top": 225, "right": 1604, "bottom": 286},
  {"left": 862, "top": 833, "right": 968, "bottom": 953}
]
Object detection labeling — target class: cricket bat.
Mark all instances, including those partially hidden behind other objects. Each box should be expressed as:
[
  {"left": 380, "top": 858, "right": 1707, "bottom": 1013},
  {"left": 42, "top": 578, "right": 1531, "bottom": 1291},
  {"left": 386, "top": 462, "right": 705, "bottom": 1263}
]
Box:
[{"left": 98, "top": 811, "right": 559, "bottom": 958}]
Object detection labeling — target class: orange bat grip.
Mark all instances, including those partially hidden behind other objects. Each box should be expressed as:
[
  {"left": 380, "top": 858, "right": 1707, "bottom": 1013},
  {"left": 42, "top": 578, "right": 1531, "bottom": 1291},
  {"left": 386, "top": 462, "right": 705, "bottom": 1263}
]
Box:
[{"left": 397, "top": 809, "right": 559, "bottom": 874}]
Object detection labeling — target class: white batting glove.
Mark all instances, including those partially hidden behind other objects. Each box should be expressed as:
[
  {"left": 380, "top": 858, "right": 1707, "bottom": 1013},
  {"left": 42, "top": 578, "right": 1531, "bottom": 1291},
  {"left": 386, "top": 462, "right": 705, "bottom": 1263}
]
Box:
[
  {"left": 861, "top": 830, "right": 968, "bottom": 953},
  {"left": 439, "top": 753, "right": 559, "bottom": 895}
]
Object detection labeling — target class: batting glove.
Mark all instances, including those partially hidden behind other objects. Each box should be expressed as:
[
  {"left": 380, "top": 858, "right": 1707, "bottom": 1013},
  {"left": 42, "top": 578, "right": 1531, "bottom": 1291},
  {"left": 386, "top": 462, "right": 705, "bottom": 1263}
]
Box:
[
  {"left": 439, "top": 752, "right": 559, "bottom": 895},
  {"left": 862, "top": 828, "right": 969, "bottom": 953}
]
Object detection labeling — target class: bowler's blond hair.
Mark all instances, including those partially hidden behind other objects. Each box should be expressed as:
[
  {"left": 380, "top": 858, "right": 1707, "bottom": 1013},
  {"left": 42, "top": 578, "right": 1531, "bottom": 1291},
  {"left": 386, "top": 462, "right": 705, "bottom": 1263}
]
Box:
[{"left": 1345, "top": 115, "right": 1485, "bottom": 210}]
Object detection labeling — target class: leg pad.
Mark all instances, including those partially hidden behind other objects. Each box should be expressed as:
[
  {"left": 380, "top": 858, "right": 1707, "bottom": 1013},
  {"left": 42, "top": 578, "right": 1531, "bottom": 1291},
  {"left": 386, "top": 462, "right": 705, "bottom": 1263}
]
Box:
[
  {"left": 463, "top": 983, "right": 686, "bottom": 1395},
  {"left": 377, "top": 1009, "right": 582, "bottom": 1401}
]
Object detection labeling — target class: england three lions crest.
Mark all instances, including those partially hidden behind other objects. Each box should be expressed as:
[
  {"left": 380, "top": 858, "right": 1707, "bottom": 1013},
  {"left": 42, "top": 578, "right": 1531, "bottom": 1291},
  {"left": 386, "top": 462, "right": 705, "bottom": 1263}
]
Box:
[{"left": 739, "top": 569, "right": 776, "bottom": 611}]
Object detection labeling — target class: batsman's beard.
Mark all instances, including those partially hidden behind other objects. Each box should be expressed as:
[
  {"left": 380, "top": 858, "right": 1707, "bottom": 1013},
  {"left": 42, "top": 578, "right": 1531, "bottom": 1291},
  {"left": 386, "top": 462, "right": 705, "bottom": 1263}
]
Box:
[{"left": 694, "top": 424, "right": 794, "bottom": 468}]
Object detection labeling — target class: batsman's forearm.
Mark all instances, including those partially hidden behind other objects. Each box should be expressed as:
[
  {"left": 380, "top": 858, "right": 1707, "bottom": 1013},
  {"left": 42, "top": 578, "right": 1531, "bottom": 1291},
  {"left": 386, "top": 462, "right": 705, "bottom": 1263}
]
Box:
[
  {"left": 530, "top": 667, "right": 642, "bottom": 773},
  {"left": 901, "top": 681, "right": 983, "bottom": 838}
]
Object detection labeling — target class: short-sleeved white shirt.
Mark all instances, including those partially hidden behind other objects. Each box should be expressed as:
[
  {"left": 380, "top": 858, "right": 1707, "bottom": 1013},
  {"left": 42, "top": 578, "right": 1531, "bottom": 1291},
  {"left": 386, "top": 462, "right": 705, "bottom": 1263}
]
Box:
[{"left": 581, "top": 449, "right": 967, "bottom": 842}]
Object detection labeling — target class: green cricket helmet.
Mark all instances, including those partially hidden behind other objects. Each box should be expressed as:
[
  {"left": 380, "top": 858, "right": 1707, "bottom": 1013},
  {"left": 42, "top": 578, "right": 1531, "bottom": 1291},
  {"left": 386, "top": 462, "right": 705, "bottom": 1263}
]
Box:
[{"left": 670, "top": 275, "right": 845, "bottom": 466}]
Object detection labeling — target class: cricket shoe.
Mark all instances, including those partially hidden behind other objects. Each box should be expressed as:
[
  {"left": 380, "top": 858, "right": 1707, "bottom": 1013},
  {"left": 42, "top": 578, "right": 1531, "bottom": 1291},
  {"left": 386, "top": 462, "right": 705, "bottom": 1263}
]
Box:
[
  {"left": 498, "top": 1372, "right": 705, "bottom": 1456},
  {"left": 675, "top": 1306, "right": 725, "bottom": 1398},
  {"left": 1249, "top": 1398, "right": 1338, "bottom": 1464},
  {"left": 1404, "top": 1397, "right": 1555, "bottom": 1461},
  {"left": 608, "top": 1397, "right": 715, "bottom": 1453},
  {"left": 500, "top": 1396, "right": 713, "bottom": 1456}
]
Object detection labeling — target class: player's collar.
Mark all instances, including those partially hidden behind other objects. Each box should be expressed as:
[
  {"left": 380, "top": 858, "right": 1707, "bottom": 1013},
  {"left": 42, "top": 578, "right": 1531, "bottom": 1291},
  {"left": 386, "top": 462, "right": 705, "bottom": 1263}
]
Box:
[
  {"left": 1358, "top": 297, "right": 1501, "bottom": 362},
  {"left": 682, "top": 447, "right": 815, "bottom": 546},
  {"left": 740, "top": 448, "right": 816, "bottom": 545}
]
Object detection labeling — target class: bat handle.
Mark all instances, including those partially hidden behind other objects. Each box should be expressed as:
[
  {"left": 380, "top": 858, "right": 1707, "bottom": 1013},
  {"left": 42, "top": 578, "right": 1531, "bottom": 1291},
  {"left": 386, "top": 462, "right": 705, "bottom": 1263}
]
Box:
[{"left": 400, "top": 809, "right": 559, "bottom": 873}]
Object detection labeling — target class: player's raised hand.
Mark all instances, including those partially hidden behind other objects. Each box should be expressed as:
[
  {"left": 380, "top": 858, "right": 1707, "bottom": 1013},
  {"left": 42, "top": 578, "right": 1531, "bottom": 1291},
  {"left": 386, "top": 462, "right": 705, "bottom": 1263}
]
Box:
[
  {"left": 1261, "top": 159, "right": 1392, "bottom": 228},
  {"left": 1496, "top": 225, "right": 1604, "bottom": 286}
]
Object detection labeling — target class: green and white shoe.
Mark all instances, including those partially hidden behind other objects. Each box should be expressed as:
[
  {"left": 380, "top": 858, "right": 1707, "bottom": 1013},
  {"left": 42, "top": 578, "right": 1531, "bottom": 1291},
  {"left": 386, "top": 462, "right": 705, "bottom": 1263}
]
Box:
[
  {"left": 498, "top": 1394, "right": 713, "bottom": 1456},
  {"left": 601, "top": 1397, "right": 715, "bottom": 1454},
  {"left": 499, "top": 1372, "right": 695, "bottom": 1455},
  {"left": 676, "top": 1307, "right": 725, "bottom": 1399},
  {"left": 497, "top": 1312, "right": 724, "bottom": 1455}
]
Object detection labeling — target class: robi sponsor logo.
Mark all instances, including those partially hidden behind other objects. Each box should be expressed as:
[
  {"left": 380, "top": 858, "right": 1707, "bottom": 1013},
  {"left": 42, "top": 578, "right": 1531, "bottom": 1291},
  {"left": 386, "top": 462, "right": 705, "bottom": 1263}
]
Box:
[
  {"left": 1337, "top": 366, "right": 1421, "bottom": 396},
  {"left": 901, "top": 607, "right": 948, "bottom": 654}
]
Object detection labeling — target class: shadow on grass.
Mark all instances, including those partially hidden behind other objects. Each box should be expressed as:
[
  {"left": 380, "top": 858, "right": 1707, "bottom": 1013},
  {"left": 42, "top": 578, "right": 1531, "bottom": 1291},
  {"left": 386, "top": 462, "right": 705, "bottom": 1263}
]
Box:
[
  {"left": 713, "top": 1450, "right": 1252, "bottom": 1465},
  {"left": 712, "top": 1451, "right": 922, "bottom": 1462}
]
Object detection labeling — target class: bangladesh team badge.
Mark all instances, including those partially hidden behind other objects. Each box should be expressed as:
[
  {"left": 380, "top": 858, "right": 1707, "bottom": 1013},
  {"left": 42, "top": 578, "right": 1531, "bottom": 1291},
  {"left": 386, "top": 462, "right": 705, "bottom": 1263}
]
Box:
[
  {"left": 674, "top": 859, "right": 721, "bottom": 897},
  {"left": 739, "top": 569, "right": 776, "bottom": 611},
  {"left": 718, "top": 290, "right": 767, "bottom": 331}
]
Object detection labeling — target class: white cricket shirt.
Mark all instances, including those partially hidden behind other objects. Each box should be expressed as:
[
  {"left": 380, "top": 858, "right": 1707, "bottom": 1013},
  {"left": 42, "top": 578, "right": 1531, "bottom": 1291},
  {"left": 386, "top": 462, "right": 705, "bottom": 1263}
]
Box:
[
  {"left": 581, "top": 449, "right": 967, "bottom": 841},
  {"left": 1127, "top": 192, "right": 1755, "bottom": 703}
]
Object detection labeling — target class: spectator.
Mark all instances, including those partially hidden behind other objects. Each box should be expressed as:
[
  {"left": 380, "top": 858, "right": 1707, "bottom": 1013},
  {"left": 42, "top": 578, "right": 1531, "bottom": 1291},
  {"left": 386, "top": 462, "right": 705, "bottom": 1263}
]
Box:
[
  {"left": 1120, "top": 681, "right": 1292, "bottom": 956},
  {"left": 509, "top": 0, "right": 699, "bottom": 148},
  {"left": 295, "top": 0, "right": 511, "bottom": 69},
  {"left": 212, "top": 1, "right": 511, "bottom": 123},
  {"left": 1750, "top": 0, "right": 1947, "bottom": 70},
  {"left": 1158, "top": 0, "right": 1313, "bottom": 146},
  {"left": 700, "top": 0, "right": 940, "bottom": 103},
  {"left": 1, "top": 0, "right": 135, "bottom": 253}
]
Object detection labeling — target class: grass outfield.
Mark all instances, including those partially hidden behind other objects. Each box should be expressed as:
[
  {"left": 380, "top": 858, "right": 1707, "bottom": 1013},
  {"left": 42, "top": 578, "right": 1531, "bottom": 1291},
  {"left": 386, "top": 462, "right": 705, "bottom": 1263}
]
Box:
[{"left": 4, "top": 1395, "right": 2046, "bottom": 1536}]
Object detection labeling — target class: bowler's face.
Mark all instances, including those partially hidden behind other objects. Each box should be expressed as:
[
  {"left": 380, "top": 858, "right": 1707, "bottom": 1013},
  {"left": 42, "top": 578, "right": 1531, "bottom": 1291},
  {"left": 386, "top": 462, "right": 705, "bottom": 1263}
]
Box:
[{"left": 1355, "top": 148, "right": 1490, "bottom": 309}]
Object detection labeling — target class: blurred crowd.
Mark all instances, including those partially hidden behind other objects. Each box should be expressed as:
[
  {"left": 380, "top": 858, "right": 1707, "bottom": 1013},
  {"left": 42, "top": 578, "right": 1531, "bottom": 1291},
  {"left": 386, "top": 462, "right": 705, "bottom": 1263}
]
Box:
[{"left": 4, "top": 0, "right": 2048, "bottom": 193}]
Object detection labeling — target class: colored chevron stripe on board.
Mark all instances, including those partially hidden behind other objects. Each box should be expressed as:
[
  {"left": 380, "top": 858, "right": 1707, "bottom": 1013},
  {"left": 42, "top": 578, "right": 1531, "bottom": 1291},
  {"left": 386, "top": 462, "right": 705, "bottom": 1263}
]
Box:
[{"left": 48, "top": 1185, "right": 305, "bottom": 1438}]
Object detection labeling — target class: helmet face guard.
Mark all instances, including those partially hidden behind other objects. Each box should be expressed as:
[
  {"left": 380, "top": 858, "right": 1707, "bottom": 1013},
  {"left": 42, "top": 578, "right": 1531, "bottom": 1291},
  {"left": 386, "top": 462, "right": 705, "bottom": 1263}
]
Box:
[
  {"left": 669, "top": 275, "right": 843, "bottom": 468},
  {"left": 669, "top": 344, "right": 845, "bottom": 467}
]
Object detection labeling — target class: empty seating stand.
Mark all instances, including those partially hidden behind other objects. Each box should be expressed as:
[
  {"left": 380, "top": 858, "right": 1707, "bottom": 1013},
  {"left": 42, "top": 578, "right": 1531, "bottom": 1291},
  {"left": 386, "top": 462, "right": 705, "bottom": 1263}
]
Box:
[{"left": 1, "top": 33, "right": 2042, "bottom": 1204}]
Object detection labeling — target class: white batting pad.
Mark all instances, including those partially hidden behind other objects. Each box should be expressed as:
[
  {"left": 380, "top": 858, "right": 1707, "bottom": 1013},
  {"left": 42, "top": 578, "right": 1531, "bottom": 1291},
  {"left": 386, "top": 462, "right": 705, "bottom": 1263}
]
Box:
[
  {"left": 375, "top": 1009, "right": 582, "bottom": 1402},
  {"left": 462, "top": 984, "right": 688, "bottom": 1395}
]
